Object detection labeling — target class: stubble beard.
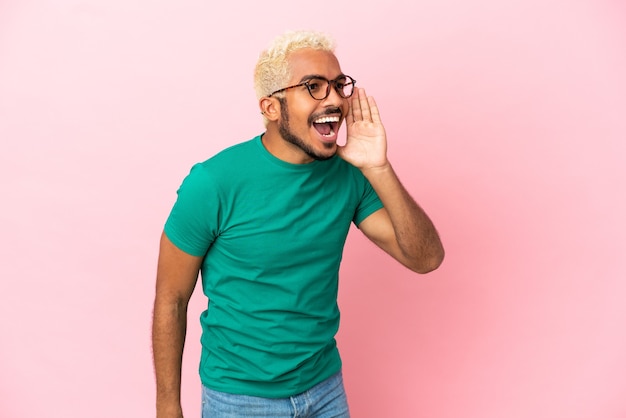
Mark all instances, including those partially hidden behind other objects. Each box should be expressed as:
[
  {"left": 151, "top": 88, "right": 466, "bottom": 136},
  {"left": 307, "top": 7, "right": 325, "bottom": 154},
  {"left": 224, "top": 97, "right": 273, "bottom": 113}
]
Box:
[{"left": 277, "top": 98, "right": 335, "bottom": 162}]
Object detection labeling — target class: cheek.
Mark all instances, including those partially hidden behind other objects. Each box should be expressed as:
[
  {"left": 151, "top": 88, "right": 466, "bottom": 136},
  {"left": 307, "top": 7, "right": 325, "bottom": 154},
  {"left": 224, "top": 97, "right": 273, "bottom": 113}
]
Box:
[
  {"left": 293, "top": 107, "right": 317, "bottom": 127},
  {"left": 339, "top": 104, "right": 349, "bottom": 122},
  {"left": 341, "top": 99, "right": 350, "bottom": 114}
]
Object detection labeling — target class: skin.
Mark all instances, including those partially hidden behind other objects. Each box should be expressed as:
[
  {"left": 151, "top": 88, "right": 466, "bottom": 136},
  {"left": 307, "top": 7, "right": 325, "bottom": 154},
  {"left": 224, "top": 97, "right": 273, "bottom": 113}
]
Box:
[
  {"left": 152, "top": 48, "right": 445, "bottom": 418},
  {"left": 260, "top": 49, "right": 348, "bottom": 163},
  {"left": 276, "top": 95, "right": 340, "bottom": 161}
]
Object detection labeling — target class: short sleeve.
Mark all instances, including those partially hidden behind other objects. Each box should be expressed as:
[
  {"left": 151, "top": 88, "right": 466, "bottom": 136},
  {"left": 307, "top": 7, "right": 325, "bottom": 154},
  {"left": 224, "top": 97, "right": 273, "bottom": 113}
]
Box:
[
  {"left": 164, "top": 163, "right": 220, "bottom": 257},
  {"left": 353, "top": 176, "right": 384, "bottom": 227}
]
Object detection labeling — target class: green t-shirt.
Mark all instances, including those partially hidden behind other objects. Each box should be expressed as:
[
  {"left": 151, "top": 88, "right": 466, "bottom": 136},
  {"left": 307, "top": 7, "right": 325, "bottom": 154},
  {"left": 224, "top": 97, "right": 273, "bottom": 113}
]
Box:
[{"left": 164, "top": 135, "right": 383, "bottom": 398}]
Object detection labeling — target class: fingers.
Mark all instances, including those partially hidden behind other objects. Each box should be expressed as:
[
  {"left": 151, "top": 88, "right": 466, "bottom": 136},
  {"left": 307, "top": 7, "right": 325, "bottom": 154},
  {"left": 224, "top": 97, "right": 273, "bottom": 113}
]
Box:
[
  {"left": 358, "top": 88, "right": 370, "bottom": 121},
  {"left": 367, "top": 94, "right": 382, "bottom": 124},
  {"left": 349, "top": 88, "right": 365, "bottom": 121},
  {"left": 349, "top": 88, "right": 381, "bottom": 124},
  {"left": 350, "top": 89, "right": 363, "bottom": 122},
  {"left": 346, "top": 94, "right": 354, "bottom": 125}
]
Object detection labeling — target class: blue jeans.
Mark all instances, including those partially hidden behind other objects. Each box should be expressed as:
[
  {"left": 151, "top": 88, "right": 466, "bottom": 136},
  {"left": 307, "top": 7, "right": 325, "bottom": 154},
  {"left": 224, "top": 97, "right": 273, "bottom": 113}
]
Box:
[{"left": 201, "top": 371, "right": 350, "bottom": 417}]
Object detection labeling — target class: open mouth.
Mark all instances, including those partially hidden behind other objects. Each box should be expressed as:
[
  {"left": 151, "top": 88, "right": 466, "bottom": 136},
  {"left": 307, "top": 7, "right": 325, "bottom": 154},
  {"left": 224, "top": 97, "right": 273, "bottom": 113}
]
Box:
[{"left": 312, "top": 115, "right": 340, "bottom": 138}]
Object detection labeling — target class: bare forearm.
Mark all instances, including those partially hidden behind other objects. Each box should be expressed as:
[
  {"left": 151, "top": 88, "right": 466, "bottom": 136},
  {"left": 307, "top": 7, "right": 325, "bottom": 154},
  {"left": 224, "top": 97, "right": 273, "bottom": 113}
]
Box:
[
  {"left": 152, "top": 297, "right": 188, "bottom": 417},
  {"left": 363, "top": 163, "right": 444, "bottom": 272}
]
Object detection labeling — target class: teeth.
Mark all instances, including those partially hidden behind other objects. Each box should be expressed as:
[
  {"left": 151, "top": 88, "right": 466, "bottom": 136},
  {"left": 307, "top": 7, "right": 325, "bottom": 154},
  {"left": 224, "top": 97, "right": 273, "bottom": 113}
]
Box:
[
  {"left": 314, "top": 116, "right": 340, "bottom": 124},
  {"left": 322, "top": 127, "right": 336, "bottom": 137}
]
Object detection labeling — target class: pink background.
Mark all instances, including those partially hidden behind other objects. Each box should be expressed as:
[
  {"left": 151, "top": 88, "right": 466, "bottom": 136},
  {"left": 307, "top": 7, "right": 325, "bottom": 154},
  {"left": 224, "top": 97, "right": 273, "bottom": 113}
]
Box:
[{"left": 1, "top": 0, "right": 625, "bottom": 417}]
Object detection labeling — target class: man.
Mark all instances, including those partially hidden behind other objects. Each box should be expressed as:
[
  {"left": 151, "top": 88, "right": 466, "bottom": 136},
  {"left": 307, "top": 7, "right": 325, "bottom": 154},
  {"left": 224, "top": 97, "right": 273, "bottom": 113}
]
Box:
[{"left": 152, "top": 30, "right": 444, "bottom": 417}]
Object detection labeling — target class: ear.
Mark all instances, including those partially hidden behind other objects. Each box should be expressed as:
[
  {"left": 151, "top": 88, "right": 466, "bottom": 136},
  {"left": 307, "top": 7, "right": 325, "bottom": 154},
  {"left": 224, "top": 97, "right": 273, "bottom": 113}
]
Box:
[{"left": 259, "top": 97, "right": 281, "bottom": 122}]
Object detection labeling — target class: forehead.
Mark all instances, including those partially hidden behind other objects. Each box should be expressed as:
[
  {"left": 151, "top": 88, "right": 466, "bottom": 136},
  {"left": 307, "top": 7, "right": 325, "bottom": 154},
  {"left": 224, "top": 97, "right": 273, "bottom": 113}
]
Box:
[{"left": 287, "top": 49, "right": 342, "bottom": 82}]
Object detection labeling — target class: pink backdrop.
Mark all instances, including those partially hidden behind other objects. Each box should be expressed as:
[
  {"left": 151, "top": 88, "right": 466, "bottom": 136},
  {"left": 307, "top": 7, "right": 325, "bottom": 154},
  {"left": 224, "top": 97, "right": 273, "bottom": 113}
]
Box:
[{"left": 1, "top": 1, "right": 625, "bottom": 417}]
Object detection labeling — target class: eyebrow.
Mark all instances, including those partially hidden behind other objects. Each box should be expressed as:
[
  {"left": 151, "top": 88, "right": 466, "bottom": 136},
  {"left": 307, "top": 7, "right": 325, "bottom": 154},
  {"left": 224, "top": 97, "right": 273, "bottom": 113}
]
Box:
[{"left": 298, "top": 73, "right": 346, "bottom": 83}]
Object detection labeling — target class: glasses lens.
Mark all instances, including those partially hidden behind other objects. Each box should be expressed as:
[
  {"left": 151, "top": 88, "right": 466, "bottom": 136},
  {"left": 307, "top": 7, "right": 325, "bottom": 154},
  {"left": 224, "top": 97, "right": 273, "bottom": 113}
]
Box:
[
  {"left": 336, "top": 76, "right": 355, "bottom": 98},
  {"left": 306, "top": 78, "right": 330, "bottom": 100}
]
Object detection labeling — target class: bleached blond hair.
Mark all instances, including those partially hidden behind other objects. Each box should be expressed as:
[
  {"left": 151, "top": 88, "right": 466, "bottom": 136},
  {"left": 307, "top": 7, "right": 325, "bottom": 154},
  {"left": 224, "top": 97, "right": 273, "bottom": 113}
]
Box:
[{"left": 254, "top": 30, "right": 336, "bottom": 100}]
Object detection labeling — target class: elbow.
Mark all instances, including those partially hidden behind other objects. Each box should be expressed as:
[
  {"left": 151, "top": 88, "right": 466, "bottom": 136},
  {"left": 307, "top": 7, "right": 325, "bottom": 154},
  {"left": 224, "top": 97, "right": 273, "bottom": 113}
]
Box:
[{"left": 407, "top": 247, "right": 445, "bottom": 274}]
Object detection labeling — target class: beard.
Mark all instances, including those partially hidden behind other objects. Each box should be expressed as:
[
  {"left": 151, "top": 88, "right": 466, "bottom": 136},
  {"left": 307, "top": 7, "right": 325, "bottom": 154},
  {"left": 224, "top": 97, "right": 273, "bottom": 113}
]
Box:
[{"left": 277, "top": 98, "right": 336, "bottom": 161}]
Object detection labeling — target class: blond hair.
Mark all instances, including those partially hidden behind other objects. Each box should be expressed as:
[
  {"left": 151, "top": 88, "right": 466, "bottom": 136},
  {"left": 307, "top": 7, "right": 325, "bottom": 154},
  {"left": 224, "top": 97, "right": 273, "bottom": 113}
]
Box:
[{"left": 253, "top": 30, "right": 336, "bottom": 100}]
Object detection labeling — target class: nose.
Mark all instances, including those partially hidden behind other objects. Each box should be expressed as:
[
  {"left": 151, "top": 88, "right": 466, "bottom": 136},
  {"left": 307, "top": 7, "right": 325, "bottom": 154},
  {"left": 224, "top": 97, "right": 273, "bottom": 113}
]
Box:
[{"left": 321, "top": 84, "right": 346, "bottom": 109}]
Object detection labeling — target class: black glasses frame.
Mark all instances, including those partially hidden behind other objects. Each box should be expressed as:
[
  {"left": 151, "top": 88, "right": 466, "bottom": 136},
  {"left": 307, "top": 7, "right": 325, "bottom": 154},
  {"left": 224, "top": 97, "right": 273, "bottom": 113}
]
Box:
[{"left": 268, "top": 75, "right": 356, "bottom": 100}]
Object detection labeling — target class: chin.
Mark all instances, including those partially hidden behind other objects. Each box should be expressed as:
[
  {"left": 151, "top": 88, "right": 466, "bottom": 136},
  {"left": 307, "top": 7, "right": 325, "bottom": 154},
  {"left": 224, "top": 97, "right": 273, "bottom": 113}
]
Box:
[{"left": 311, "top": 142, "right": 337, "bottom": 161}]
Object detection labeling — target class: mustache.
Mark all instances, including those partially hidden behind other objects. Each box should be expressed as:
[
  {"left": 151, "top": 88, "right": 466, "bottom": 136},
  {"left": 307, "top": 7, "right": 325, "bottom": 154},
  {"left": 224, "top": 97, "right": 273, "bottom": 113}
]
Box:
[{"left": 308, "top": 107, "right": 343, "bottom": 125}]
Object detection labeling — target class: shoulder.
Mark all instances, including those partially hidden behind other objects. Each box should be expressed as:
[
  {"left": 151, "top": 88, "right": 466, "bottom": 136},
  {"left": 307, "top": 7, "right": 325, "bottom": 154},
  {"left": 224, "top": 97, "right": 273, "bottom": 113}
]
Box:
[
  {"left": 172, "top": 138, "right": 256, "bottom": 193},
  {"left": 199, "top": 136, "right": 259, "bottom": 168},
  {"left": 186, "top": 136, "right": 262, "bottom": 181}
]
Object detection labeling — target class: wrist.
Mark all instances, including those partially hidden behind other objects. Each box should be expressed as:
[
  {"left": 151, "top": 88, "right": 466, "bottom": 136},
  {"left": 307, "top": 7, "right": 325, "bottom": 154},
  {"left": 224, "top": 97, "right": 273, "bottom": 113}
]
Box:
[
  {"left": 156, "top": 401, "right": 183, "bottom": 418},
  {"left": 360, "top": 161, "right": 392, "bottom": 177}
]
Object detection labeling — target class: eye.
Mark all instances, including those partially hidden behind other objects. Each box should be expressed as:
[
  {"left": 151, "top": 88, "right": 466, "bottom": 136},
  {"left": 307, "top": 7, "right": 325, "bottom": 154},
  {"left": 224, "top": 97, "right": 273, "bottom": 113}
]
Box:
[
  {"left": 335, "top": 76, "right": 349, "bottom": 88},
  {"left": 307, "top": 81, "right": 321, "bottom": 91}
]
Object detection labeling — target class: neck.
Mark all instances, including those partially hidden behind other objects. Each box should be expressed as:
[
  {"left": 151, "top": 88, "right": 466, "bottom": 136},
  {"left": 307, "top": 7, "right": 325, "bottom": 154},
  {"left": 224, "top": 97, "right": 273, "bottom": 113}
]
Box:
[{"left": 261, "top": 125, "right": 315, "bottom": 164}]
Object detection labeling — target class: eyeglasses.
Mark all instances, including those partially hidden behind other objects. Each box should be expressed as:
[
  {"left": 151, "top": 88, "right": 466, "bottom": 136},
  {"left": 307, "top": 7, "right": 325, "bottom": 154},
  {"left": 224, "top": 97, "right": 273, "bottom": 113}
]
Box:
[{"left": 268, "top": 75, "right": 356, "bottom": 100}]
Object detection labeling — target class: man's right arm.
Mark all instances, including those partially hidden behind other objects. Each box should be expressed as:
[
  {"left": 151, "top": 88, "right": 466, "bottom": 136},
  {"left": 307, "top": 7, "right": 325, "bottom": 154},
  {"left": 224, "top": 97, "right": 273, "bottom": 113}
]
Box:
[{"left": 152, "top": 232, "right": 204, "bottom": 418}]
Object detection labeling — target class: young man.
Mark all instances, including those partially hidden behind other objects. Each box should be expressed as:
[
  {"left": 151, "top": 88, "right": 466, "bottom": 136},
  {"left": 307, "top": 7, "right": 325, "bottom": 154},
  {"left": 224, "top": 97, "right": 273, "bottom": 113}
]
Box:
[{"left": 152, "top": 30, "right": 444, "bottom": 417}]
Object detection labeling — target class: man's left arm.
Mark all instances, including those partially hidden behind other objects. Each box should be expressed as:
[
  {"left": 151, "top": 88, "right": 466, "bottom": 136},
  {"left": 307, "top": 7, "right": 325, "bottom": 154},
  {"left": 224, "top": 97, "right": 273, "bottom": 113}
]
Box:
[
  {"left": 338, "top": 88, "right": 444, "bottom": 273},
  {"left": 358, "top": 165, "right": 444, "bottom": 273}
]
